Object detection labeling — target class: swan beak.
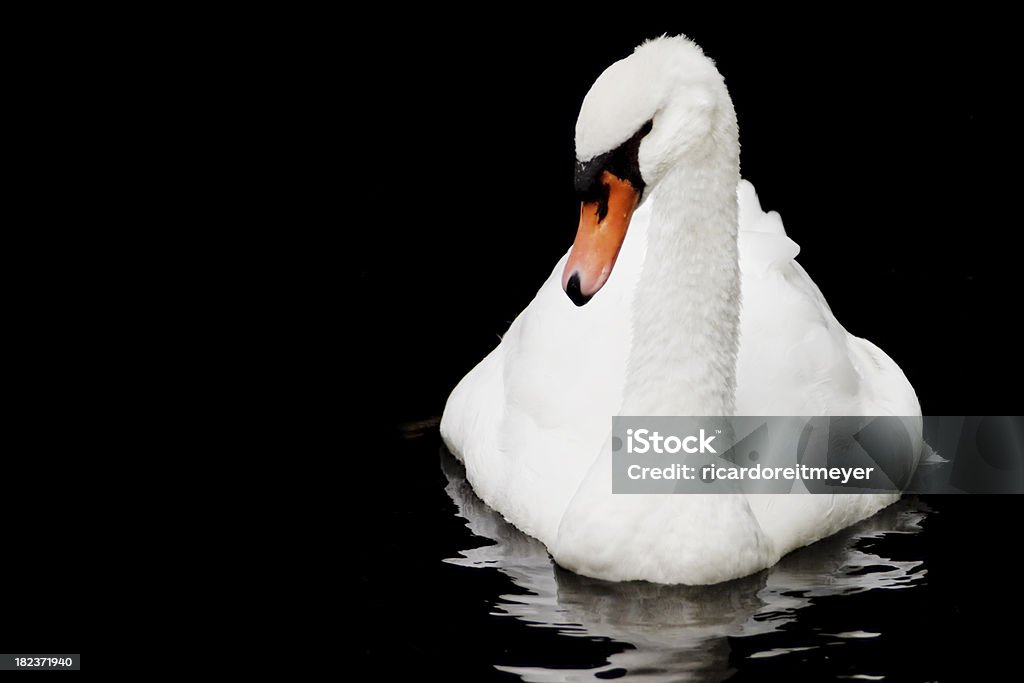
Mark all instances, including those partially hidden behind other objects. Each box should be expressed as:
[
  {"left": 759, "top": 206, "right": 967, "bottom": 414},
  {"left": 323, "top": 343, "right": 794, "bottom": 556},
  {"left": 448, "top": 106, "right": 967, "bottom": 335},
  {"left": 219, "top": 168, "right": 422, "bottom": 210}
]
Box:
[{"left": 561, "top": 171, "right": 640, "bottom": 306}]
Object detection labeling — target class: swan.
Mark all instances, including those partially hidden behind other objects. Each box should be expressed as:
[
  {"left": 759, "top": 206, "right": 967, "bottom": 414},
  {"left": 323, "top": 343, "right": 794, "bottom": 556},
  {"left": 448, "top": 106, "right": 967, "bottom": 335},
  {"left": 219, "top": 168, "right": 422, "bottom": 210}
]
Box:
[
  {"left": 440, "top": 35, "right": 921, "bottom": 585},
  {"left": 440, "top": 451, "right": 927, "bottom": 680}
]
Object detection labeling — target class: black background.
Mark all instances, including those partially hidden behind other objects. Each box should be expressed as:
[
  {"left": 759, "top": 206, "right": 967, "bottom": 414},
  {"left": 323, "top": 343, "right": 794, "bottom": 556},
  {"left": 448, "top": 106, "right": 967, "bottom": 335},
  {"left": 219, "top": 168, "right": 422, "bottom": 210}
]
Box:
[
  {"left": 356, "top": 14, "right": 1022, "bottom": 680},
  {"left": 359, "top": 15, "right": 1021, "bottom": 425}
]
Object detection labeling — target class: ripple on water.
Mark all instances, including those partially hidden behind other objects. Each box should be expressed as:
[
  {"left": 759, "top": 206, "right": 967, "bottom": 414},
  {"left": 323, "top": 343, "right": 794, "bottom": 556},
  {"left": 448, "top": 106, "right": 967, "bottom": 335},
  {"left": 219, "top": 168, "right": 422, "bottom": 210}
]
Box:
[{"left": 441, "top": 449, "right": 931, "bottom": 682}]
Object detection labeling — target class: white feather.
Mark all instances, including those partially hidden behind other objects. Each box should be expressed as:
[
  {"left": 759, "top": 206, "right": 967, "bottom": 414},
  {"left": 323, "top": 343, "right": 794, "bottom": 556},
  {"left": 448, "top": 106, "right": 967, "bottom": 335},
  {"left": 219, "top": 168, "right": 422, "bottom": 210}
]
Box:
[{"left": 441, "top": 36, "right": 921, "bottom": 585}]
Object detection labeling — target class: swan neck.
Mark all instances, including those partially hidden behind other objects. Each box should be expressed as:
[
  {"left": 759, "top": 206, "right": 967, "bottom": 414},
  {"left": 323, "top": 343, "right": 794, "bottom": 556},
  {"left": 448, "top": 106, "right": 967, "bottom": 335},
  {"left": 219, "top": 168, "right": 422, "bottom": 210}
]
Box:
[{"left": 620, "top": 150, "right": 741, "bottom": 416}]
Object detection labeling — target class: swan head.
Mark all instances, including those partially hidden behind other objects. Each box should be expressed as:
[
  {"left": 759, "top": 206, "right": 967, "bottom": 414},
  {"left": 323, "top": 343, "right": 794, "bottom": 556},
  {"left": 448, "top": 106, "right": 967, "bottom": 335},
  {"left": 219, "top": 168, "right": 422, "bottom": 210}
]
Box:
[{"left": 562, "top": 35, "right": 734, "bottom": 306}]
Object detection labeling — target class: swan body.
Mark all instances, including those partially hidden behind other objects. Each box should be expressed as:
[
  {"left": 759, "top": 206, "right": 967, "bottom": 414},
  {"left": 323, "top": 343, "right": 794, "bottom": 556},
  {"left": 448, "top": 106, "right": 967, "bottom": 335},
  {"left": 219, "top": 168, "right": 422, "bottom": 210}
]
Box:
[{"left": 441, "top": 36, "right": 920, "bottom": 585}]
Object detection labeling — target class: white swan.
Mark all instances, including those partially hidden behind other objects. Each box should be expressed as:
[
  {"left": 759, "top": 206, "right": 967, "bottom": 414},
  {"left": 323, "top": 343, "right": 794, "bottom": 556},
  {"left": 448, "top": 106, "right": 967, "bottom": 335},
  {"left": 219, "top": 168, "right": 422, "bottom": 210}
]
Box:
[{"left": 441, "top": 35, "right": 921, "bottom": 585}]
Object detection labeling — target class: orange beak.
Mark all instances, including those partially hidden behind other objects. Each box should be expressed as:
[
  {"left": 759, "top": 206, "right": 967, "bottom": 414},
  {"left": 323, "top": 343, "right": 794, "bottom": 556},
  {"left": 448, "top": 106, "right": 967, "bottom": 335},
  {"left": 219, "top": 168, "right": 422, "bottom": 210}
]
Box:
[{"left": 561, "top": 170, "right": 640, "bottom": 306}]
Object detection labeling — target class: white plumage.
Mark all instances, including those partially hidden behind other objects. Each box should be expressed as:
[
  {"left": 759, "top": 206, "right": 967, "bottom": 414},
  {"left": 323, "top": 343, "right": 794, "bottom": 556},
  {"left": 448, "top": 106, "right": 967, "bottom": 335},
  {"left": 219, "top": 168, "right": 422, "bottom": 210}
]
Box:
[{"left": 441, "top": 36, "right": 920, "bottom": 585}]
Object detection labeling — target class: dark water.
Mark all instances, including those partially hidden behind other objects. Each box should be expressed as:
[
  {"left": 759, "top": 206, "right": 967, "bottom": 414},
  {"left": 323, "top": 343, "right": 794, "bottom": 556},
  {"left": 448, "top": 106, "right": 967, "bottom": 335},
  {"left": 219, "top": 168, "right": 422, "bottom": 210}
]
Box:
[
  {"left": 443, "top": 450, "right": 927, "bottom": 681},
  {"left": 356, "top": 22, "right": 1022, "bottom": 679},
  {"left": 364, "top": 420, "right": 1020, "bottom": 681}
]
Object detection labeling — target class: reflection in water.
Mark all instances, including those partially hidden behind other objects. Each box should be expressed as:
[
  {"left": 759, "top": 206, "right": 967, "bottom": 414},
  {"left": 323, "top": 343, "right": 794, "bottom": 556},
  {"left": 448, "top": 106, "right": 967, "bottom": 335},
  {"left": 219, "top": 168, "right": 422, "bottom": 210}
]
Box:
[{"left": 440, "top": 450, "right": 928, "bottom": 682}]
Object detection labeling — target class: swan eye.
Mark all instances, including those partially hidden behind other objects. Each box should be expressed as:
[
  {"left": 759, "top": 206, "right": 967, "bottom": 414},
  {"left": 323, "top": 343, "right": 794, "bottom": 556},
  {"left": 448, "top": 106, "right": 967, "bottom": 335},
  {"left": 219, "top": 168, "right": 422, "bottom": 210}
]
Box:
[{"left": 574, "top": 118, "right": 653, "bottom": 211}]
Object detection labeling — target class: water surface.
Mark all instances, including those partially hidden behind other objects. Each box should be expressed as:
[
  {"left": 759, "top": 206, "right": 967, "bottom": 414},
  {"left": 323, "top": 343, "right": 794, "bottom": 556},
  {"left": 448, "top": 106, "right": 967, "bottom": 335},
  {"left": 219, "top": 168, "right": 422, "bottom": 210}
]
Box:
[{"left": 439, "top": 448, "right": 932, "bottom": 681}]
